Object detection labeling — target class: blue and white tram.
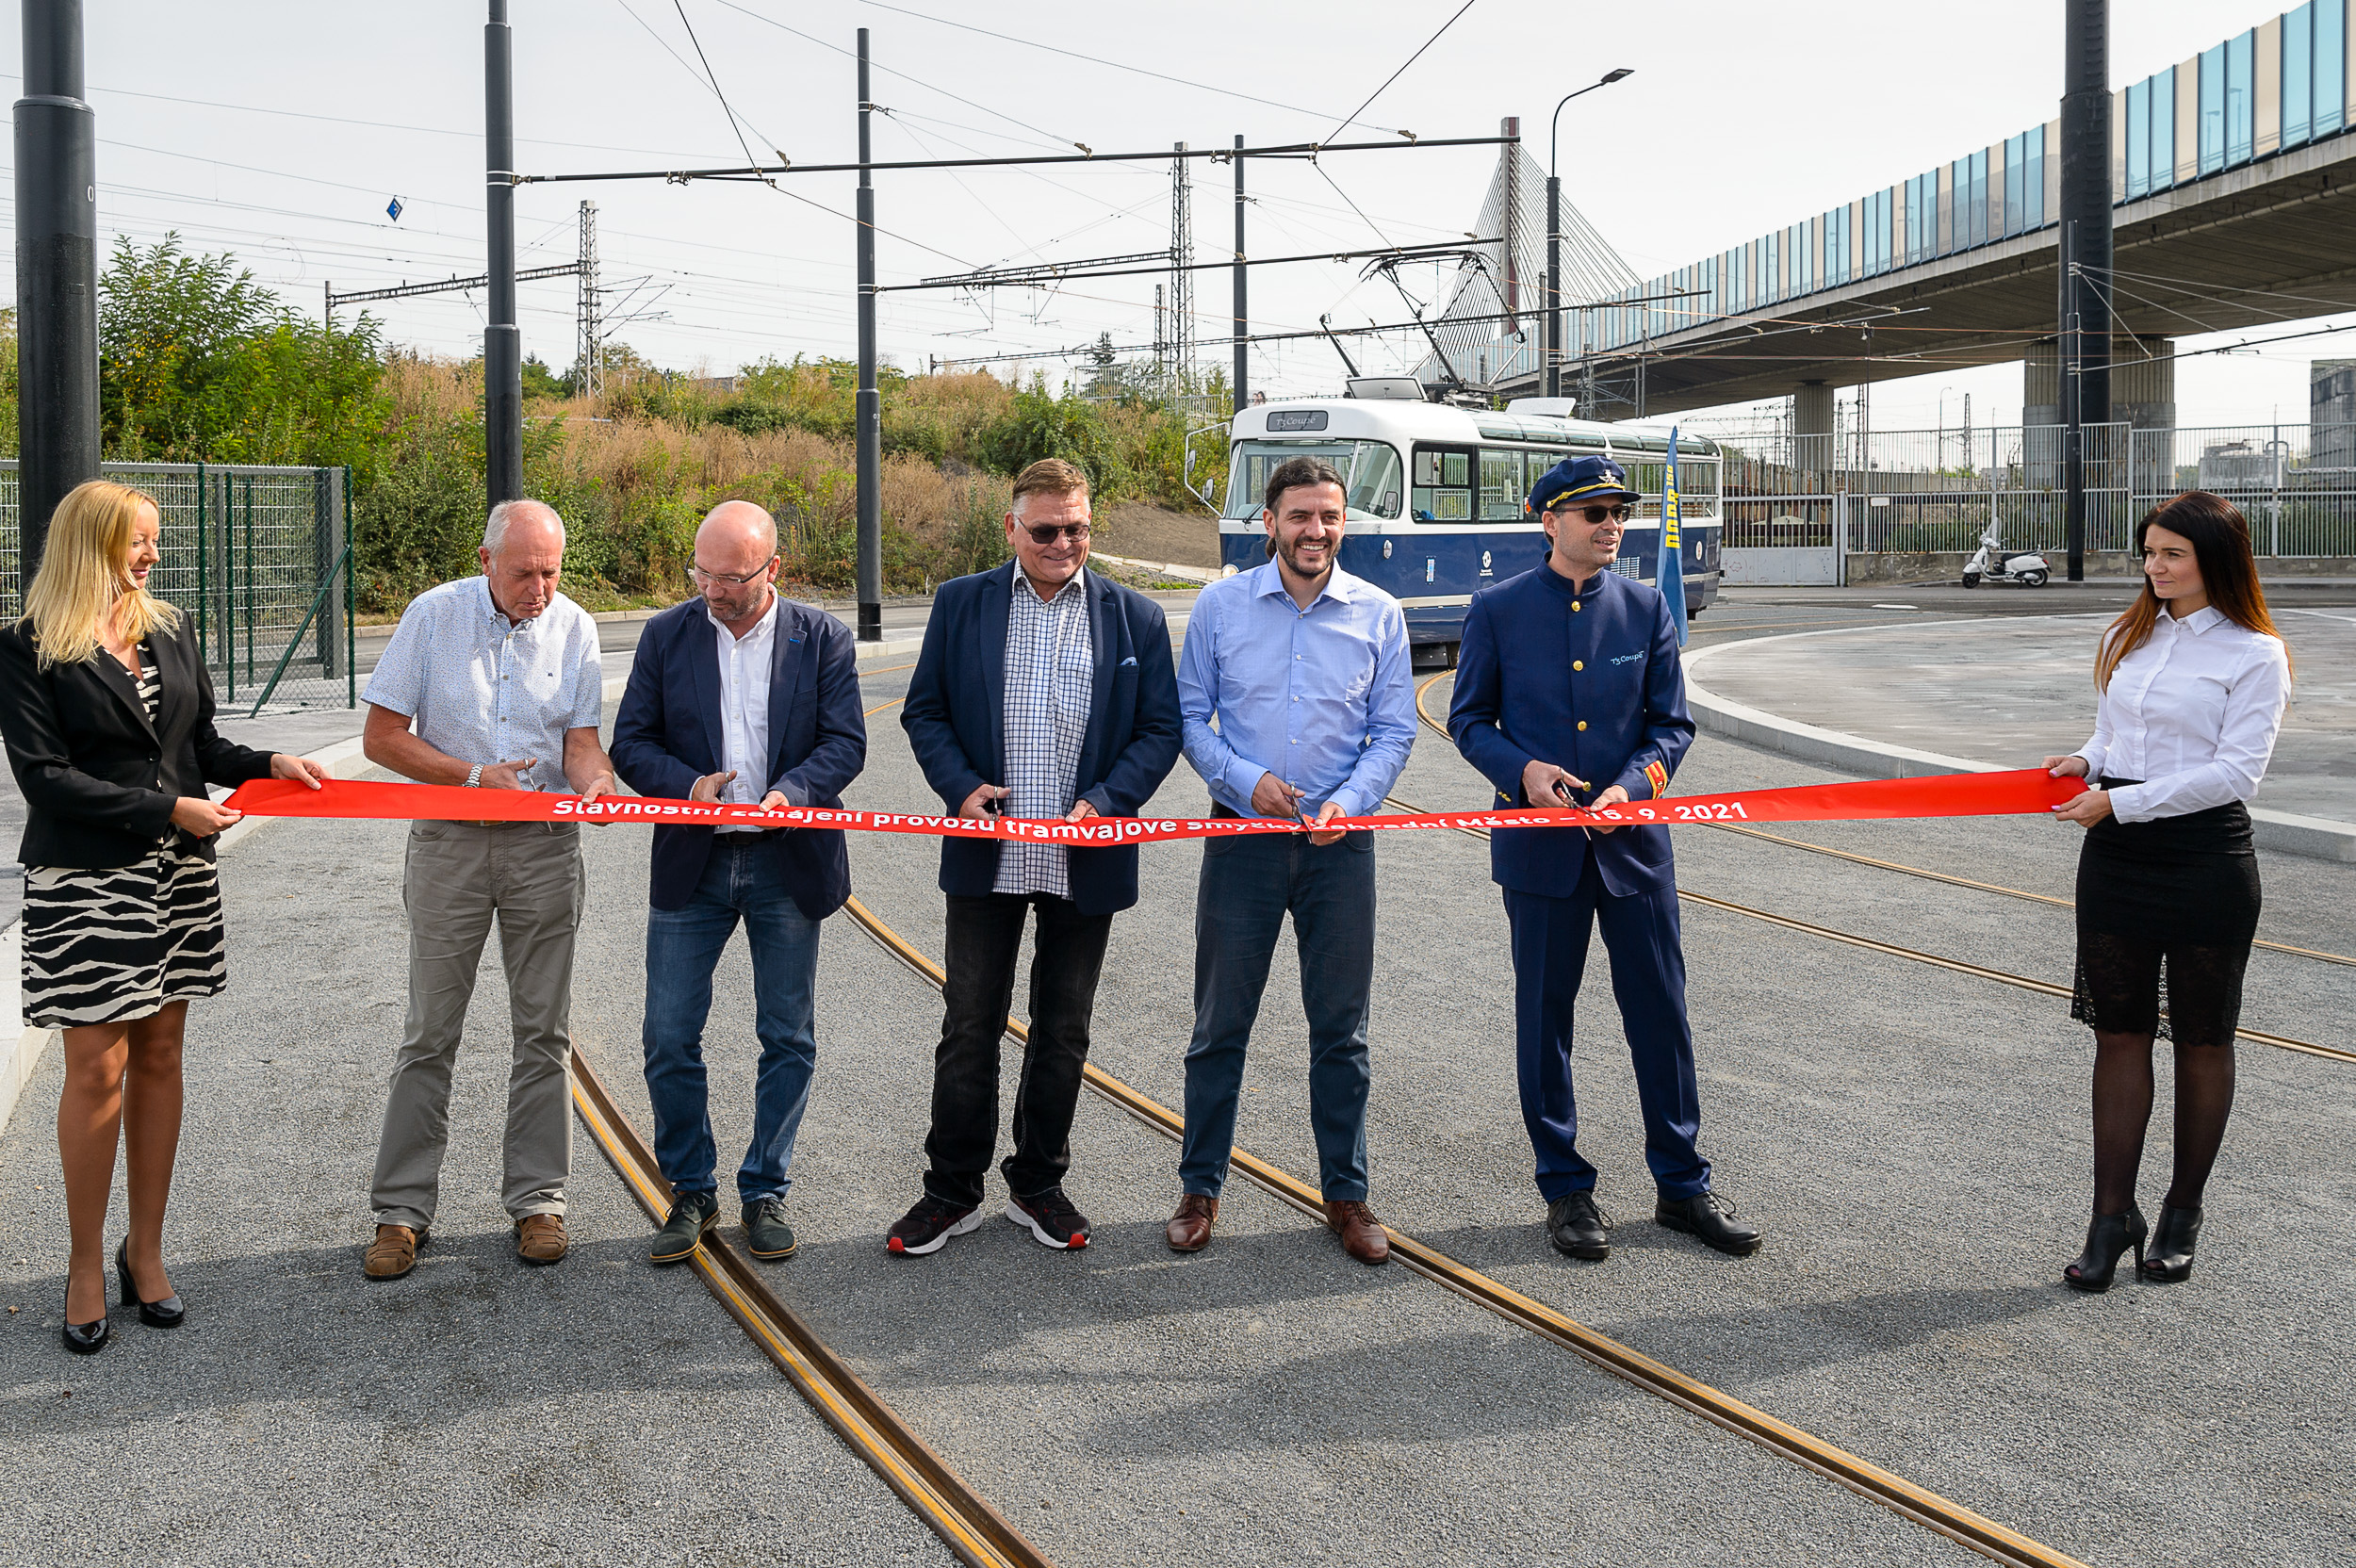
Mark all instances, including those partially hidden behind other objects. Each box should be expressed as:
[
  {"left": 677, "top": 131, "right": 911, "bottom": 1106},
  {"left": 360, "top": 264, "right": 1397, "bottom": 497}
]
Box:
[{"left": 1217, "top": 396, "right": 1723, "bottom": 659}]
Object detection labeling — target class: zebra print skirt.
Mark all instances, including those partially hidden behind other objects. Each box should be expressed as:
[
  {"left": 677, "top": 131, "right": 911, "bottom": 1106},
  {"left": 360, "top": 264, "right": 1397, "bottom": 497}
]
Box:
[{"left": 20, "top": 840, "right": 228, "bottom": 1027}]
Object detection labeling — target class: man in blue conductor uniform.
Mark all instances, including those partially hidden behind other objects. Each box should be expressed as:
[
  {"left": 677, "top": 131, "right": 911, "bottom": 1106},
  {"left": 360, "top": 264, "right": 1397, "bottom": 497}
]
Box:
[
  {"left": 612, "top": 500, "right": 868, "bottom": 1267},
  {"left": 1448, "top": 455, "right": 1760, "bottom": 1262}
]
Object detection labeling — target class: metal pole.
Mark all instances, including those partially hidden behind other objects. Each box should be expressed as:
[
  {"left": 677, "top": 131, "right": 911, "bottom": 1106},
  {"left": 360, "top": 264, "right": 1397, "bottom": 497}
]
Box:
[
  {"left": 484, "top": 0, "right": 523, "bottom": 506},
  {"left": 14, "top": 0, "right": 100, "bottom": 580},
  {"left": 854, "top": 27, "right": 882, "bottom": 642},
  {"left": 2059, "top": 0, "right": 2110, "bottom": 581},
  {"left": 1232, "top": 136, "right": 1247, "bottom": 413},
  {"left": 1545, "top": 175, "right": 1561, "bottom": 400}
]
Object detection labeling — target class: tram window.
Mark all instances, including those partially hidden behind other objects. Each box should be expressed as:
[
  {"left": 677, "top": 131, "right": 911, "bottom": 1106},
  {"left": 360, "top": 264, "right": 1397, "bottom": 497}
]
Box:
[
  {"left": 1415, "top": 450, "right": 1441, "bottom": 486},
  {"left": 1430, "top": 489, "right": 1471, "bottom": 521},
  {"left": 1479, "top": 449, "right": 1521, "bottom": 519},
  {"left": 1223, "top": 438, "right": 1403, "bottom": 519},
  {"left": 1442, "top": 451, "right": 1469, "bottom": 486}
]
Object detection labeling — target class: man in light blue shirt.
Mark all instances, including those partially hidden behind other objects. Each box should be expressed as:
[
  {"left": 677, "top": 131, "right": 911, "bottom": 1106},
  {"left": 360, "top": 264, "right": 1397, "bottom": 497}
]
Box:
[{"left": 1166, "top": 454, "right": 1415, "bottom": 1266}]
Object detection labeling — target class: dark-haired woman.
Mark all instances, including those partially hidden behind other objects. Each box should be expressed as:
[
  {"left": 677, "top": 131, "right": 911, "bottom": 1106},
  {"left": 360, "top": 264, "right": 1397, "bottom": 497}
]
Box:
[
  {"left": 0, "top": 481, "right": 326, "bottom": 1353},
  {"left": 2042, "top": 490, "right": 2291, "bottom": 1292}
]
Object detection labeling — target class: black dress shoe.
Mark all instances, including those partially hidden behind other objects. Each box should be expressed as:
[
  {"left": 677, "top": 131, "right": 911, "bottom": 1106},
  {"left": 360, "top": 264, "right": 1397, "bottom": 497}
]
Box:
[
  {"left": 1546, "top": 1191, "right": 1612, "bottom": 1260},
  {"left": 2063, "top": 1203, "right": 2147, "bottom": 1293},
  {"left": 2139, "top": 1203, "right": 2201, "bottom": 1283},
  {"left": 117, "top": 1241, "right": 185, "bottom": 1329},
  {"left": 1656, "top": 1191, "right": 1762, "bottom": 1256}
]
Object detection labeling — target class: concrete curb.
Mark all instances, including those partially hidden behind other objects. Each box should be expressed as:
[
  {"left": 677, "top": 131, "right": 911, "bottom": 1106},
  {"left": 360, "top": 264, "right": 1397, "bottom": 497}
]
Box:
[{"left": 1682, "top": 627, "right": 2356, "bottom": 865}]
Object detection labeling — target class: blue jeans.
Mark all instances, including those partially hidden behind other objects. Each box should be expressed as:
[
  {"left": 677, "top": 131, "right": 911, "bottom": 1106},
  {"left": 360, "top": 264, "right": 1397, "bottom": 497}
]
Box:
[
  {"left": 1180, "top": 829, "right": 1377, "bottom": 1201},
  {"left": 1503, "top": 869, "right": 1710, "bottom": 1203},
  {"left": 642, "top": 837, "right": 823, "bottom": 1204}
]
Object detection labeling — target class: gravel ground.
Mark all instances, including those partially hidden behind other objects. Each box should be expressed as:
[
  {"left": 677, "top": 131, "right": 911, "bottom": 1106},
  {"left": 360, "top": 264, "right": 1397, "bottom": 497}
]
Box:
[{"left": 1, "top": 609, "right": 2348, "bottom": 1567}]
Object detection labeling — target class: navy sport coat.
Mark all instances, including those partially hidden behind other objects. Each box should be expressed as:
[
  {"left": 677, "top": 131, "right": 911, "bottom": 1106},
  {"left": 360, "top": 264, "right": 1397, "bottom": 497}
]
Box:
[
  {"left": 900, "top": 562, "right": 1182, "bottom": 916},
  {"left": 1448, "top": 563, "right": 1695, "bottom": 898},
  {"left": 611, "top": 596, "right": 867, "bottom": 919}
]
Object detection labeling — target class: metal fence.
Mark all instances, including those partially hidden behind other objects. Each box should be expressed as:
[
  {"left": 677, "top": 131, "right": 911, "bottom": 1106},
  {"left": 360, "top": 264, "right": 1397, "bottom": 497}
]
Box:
[
  {"left": 1706, "top": 421, "right": 2356, "bottom": 559},
  {"left": 0, "top": 462, "right": 355, "bottom": 712}
]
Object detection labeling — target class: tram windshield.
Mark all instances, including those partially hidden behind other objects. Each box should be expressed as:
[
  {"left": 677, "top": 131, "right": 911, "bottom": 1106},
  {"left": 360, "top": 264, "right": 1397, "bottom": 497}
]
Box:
[{"left": 1223, "top": 439, "right": 1403, "bottom": 521}]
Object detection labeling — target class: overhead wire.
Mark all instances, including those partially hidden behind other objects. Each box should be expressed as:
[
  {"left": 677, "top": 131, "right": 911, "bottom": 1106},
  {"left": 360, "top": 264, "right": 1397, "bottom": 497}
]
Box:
[
  {"left": 1321, "top": 0, "right": 1479, "bottom": 145},
  {"left": 668, "top": 0, "right": 769, "bottom": 176}
]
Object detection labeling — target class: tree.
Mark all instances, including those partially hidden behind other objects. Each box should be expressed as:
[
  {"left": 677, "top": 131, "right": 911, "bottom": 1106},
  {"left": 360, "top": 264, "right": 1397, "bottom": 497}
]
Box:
[{"left": 98, "top": 235, "right": 388, "bottom": 472}]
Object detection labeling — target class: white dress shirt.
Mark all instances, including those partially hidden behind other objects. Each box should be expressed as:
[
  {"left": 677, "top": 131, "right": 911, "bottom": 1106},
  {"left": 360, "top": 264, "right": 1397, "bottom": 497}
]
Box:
[
  {"left": 709, "top": 595, "right": 779, "bottom": 832},
  {"left": 2072, "top": 604, "right": 2290, "bottom": 823}
]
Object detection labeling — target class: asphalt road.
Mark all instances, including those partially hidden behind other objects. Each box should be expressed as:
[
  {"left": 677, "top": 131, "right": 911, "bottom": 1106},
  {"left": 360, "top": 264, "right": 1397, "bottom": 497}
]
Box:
[{"left": 1, "top": 585, "right": 2351, "bottom": 1565}]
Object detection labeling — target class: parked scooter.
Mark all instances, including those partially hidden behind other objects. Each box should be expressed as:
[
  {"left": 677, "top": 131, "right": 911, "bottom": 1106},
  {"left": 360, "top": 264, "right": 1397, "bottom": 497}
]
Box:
[{"left": 1961, "top": 522, "right": 2050, "bottom": 588}]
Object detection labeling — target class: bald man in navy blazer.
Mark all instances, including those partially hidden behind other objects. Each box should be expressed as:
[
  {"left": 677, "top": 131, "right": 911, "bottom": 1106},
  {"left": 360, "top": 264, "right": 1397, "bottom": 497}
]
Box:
[
  {"left": 1448, "top": 456, "right": 1759, "bottom": 1263},
  {"left": 612, "top": 501, "right": 867, "bottom": 1268}
]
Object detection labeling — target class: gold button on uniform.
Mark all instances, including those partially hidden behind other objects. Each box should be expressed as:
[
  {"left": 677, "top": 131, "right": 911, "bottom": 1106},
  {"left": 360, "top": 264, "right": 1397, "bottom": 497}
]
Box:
[
  {"left": 1572, "top": 601, "right": 1581, "bottom": 612},
  {"left": 1573, "top": 661, "right": 1583, "bottom": 671},
  {"left": 1578, "top": 720, "right": 1588, "bottom": 730}
]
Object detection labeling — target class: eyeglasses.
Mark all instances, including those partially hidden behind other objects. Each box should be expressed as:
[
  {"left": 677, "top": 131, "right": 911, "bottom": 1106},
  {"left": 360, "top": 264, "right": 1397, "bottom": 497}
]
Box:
[
  {"left": 1560, "top": 504, "right": 1632, "bottom": 525},
  {"left": 1021, "top": 522, "right": 1091, "bottom": 546},
  {"left": 689, "top": 555, "right": 778, "bottom": 586}
]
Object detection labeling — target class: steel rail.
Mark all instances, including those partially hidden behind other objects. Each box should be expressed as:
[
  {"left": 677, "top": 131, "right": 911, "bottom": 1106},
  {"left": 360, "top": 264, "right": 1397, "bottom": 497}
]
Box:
[
  {"left": 1703, "top": 821, "right": 2356, "bottom": 968},
  {"left": 567, "top": 1042, "right": 1055, "bottom": 1568},
  {"left": 839, "top": 896, "right": 2088, "bottom": 1568},
  {"left": 1411, "top": 672, "right": 2356, "bottom": 1051}
]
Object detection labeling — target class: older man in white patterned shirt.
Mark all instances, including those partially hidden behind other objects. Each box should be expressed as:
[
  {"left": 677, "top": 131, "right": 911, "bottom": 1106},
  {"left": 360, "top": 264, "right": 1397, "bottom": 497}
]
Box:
[{"left": 356, "top": 498, "right": 616, "bottom": 1280}]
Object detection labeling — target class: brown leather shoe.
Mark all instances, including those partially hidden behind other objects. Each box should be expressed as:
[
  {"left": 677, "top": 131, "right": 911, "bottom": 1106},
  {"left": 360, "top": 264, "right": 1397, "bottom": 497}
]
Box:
[
  {"left": 1166, "top": 1193, "right": 1219, "bottom": 1252},
  {"left": 364, "top": 1224, "right": 425, "bottom": 1281},
  {"left": 515, "top": 1213, "right": 568, "bottom": 1266},
  {"left": 1324, "top": 1200, "right": 1390, "bottom": 1266}
]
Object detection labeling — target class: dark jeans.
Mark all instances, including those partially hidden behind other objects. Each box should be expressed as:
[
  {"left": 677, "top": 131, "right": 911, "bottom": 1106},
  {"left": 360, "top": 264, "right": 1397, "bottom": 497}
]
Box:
[
  {"left": 1503, "top": 867, "right": 1709, "bottom": 1202},
  {"left": 1180, "top": 830, "right": 1377, "bottom": 1202},
  {"left": 924, "top": 891, "right": 1114, "bottom": 1208},
  {"left": 641, "top": 837, "right": 823, "bottom": 1204}
]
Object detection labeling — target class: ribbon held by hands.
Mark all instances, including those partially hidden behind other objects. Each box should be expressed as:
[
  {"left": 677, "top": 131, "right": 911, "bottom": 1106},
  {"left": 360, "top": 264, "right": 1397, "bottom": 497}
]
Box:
[{"left": 224, "top": 769, "right": 2086, "bottom": 841}]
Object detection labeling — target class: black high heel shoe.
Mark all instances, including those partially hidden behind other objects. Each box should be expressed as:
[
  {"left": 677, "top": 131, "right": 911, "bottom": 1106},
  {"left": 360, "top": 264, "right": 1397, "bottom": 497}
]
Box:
[
  {"left": 62, "top": 1268, "right": 109, "bottom": 1354},
  {"left": 2139, "top": 1204, "right": 2202, "bottom": 1283},
  {"left": 116, "top": 1240, "right": 185, "bottom": 1329},
  {"left": 2064, "top": 1203, "right": 2147, "bottom": 1293}
]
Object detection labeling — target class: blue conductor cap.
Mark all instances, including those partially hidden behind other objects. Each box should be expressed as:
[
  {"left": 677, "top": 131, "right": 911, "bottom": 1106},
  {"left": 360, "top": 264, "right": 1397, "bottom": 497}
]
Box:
[{"left": 1529, "top": 454, "right": 1640, "bottom": 514}]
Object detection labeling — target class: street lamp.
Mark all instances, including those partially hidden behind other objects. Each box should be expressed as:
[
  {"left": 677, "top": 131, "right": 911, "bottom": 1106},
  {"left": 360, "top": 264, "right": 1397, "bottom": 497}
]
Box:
[{"left": 1546, "top": 67, "right": 1634, "bottom": 403}]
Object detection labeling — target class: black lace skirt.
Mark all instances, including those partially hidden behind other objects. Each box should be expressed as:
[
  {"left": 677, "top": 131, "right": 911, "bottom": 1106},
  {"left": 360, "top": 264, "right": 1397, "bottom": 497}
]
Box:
[{"left": 2070, "top": 777, "right": 2260, "bottom": 1046}]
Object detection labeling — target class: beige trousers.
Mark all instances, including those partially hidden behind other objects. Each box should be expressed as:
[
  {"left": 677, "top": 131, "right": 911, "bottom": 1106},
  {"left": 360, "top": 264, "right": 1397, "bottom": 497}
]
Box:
[{"left": 371, "top": 821, "right": 583, "bottom": 1229}]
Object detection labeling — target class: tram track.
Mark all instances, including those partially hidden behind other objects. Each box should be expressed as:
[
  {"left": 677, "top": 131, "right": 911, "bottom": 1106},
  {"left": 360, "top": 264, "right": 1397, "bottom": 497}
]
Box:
[
  {"left": 838, "top": 892, "right": 2089, "bottom": 1568},
  {"left": 1401, "top": 673, "right": 2352, "bottom": 1064},
  {"left": 566, "top": 1039, "right": 1056, "bottom": 1568}
]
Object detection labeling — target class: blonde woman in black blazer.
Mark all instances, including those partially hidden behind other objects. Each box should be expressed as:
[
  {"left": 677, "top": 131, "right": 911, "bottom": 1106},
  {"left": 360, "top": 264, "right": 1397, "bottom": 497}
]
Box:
[{"left": 0, "top": 480, "right": 325, "bottom": 1353}]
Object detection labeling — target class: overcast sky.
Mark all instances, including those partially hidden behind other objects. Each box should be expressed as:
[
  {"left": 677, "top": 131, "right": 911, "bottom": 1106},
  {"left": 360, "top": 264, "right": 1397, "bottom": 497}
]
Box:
[{"left": 4, "top": 0, "right": 2331, "bottom": 434}]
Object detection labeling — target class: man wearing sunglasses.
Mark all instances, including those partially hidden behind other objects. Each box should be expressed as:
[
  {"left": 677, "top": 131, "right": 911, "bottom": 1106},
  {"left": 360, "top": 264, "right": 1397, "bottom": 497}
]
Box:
[
  {"left": 611, "top": 500, "right": 868, "bottom": 1267},
  {"left": 1448, "top": 454, "right": 1760, "bottom": 1264},
  {"left": 893, "top": 458, "right": 1182, "bottom": 1256}
]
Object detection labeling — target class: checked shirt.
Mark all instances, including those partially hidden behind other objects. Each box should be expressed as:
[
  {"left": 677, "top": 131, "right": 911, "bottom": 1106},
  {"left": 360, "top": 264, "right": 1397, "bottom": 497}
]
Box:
[{"left": 993, "top": 569, "right": 1097, "bottom": 898}]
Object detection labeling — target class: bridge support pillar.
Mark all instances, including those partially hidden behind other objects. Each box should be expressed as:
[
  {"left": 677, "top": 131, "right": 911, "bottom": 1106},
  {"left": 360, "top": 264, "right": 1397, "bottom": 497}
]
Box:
[
  {"left": 1792, "top": 382, "right": 1835, "bottom": 488},
  {"left": 2026, "top": 338, "right": 2174, "bottom": 432}
]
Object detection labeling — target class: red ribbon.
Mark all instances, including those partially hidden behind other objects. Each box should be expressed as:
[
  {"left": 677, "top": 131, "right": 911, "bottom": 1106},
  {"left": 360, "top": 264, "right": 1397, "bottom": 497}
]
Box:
[{"left": 225, "top": 769, "right": 2086, "bottom": 842}]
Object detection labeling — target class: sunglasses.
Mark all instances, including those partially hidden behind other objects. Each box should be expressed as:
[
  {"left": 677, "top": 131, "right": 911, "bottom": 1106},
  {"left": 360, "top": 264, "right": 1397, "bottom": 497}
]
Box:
[
  {"left": 1021, "top": 522, "right": 1092, "bottom": 546},
  {"left": 1560, "top": 503, "right": 1632, "bottom": 525}
]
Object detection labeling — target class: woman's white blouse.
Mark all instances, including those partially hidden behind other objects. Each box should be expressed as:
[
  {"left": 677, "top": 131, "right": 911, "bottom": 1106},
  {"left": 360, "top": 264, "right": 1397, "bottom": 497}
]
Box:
[{"left": 2073, "top": 605, "right": 2290, "bottom": 823}]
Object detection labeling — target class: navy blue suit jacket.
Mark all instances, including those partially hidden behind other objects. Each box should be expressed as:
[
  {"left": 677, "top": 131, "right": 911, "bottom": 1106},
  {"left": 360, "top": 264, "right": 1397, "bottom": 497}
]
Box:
[
  {"left": 611, "top": 596, "right": 867, "bottom": 919},
  {"left": 1448, "top": 564, "right": 1695, "bottom": 897},
  {"left": 900, "top": 563, "right": 1182, "bottom": 916}
]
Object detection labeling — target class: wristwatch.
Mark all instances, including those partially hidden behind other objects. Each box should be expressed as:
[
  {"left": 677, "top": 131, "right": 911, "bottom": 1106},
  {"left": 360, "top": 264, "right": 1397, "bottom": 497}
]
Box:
[{"left": 466, "top": 763, "right": 484, "bottom": 788}]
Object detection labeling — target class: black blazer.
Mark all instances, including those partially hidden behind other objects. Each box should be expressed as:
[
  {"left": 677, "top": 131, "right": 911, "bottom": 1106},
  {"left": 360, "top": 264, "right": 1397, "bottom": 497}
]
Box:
[
  {"left": 0, "top": 612, "right": 275, "bottom": 868},
  {"left": 900, "top": 563, "right": 1182, "bottom": 916},
  {"left": 609, "top": 596, "right": 867, "bottom": 920}
]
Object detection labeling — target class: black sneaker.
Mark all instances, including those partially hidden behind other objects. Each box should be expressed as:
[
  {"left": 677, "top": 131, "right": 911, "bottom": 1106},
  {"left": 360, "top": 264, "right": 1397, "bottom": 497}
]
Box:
[
  {"left": 887, "top": 1193, "right": 984, "bottom": 1256},
  {"left": 1005, "top": 1187, "right": 1090, "bottom": 1250},
  {"left": 1546, "top": 1190, "right": 1612, "bottom": 1260},
  {"left": 1656, "top": 1190, "right": 1762, "bottom": 1256},
  {"left": 742, "top": 1197, "right": 797, "bottom": 1261},
  {"left": 649, "top": 1188, "right": 720, "bottom": 1266}
]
